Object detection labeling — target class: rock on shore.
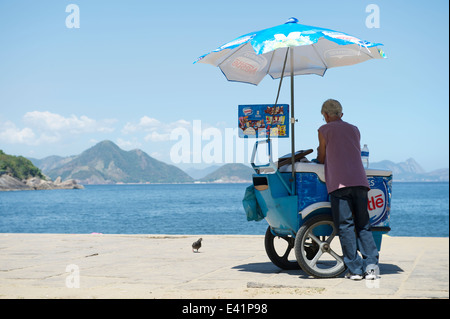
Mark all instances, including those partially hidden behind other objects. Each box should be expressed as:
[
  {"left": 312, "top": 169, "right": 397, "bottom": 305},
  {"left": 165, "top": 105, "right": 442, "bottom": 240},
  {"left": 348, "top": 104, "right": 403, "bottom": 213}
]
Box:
[{"left": 0, "top": 174, "right": 83, "bottom": 191}]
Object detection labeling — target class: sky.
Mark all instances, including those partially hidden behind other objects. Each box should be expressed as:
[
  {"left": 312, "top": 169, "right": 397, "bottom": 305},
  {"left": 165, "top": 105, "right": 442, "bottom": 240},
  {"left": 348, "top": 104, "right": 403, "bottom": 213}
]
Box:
[{"left": 0, "top": 0, "right": 448, "bottom": 172}]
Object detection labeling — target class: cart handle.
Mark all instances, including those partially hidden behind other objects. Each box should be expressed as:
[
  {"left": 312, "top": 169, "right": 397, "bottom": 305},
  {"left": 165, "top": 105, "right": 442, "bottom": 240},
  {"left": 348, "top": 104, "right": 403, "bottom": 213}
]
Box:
[
  {"left": 251, "top": 138, "right": 295, "bottom": 195},
  {"left": 250, "top": 138, "right": 277, "bottom": 173}
]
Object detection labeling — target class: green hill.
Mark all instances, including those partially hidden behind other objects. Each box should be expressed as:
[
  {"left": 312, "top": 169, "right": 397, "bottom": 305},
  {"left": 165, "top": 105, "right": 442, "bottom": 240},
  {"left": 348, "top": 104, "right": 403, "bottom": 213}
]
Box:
[
  {"left": 45, "top": 140, "right": 193, "bottom": 184},
  {"left": 0, "top": 150, "right": 45, "bottom": 180},
  {"left": 200, "top": 163, "right": 254, "bottom": 183}
]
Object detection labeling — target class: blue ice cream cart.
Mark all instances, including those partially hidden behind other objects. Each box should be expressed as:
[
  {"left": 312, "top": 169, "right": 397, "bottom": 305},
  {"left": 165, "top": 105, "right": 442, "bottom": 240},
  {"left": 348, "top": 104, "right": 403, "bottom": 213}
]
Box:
[
  {"left": 243, "top": 139, "right": 392, "bottom": 278},
  {"left": 195, "top": 17, "right": 389, "bottom": 278}
]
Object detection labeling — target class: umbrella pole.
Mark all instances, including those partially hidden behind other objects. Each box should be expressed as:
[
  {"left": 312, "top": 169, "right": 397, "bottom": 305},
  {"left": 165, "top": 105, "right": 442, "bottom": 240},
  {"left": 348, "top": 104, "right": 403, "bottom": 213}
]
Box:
[{"left": 290, "top": 48, "right": 296, "bottom": 193}]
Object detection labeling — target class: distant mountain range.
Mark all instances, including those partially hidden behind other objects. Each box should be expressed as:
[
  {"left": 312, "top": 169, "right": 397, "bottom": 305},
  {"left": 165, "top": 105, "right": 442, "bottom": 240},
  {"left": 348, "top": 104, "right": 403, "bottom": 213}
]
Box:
[
  {"left": 29, "top": 141, "right": 448, "bottom": 184},
  {"left": 370, "top": 158, "right": 449, "bottom": 182},
  {"left": 30, "top": 140, "right": 193, "bottom": 184},
  {"left": 29, "top": 140, "right": 254, "bottom": 184},
  {"left": 184, "top": 165, "right": 220, "bottom": 180},
  {"left": 199, "top": 163, "right": 254, "bottom": 183}
]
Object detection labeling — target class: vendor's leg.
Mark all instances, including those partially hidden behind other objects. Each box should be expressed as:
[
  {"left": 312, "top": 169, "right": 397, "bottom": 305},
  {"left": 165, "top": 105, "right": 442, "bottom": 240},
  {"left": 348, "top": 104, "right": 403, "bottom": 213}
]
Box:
[
  {"left": 330, "top": 188, "right": 363, "bottom": 275},
  {"left": 351, "top": 187, "right": 379, "bottom": 271}
]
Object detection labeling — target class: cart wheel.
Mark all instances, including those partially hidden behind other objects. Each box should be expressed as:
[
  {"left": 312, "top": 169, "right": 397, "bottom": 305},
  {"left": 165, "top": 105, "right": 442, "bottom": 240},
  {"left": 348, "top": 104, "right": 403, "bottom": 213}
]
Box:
[
  {"left": 264, "top": 226, "right": 300, "bottom": 270},
  {"left": 294, "top": 214, "right": 345, "bottom": 278}
]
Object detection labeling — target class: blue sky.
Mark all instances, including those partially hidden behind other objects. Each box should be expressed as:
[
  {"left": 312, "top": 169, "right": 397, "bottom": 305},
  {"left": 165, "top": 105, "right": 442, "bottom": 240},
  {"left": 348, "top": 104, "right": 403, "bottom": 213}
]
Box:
[{"left": 0, "top": 0, "right": 448, "bottom": 172}]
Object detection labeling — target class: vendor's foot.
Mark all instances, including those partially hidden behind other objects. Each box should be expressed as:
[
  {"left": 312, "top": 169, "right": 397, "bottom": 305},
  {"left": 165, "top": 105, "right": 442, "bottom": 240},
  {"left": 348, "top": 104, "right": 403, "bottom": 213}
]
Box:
[
  {"left": 345, "top": 272, "right": 364, "bottom": 280},
  {"left": 365, "top": 269, "right": 378, "bottom": 280}
]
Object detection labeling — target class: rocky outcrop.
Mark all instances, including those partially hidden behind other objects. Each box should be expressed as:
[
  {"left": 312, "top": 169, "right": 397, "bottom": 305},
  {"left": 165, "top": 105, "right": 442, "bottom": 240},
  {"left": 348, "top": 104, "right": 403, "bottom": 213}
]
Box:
[
  {"left": 0, "top": 174, "right": 32, "bottom": 191},
  {"left": 0, "top": 174, "right": 83, "bottom": 191}
]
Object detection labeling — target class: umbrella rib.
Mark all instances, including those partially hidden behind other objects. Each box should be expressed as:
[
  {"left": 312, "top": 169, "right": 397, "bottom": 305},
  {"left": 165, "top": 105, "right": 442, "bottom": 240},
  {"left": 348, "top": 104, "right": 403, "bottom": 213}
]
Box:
[
  {"left": 356, "top": 42, "right": 374, "bottom": 58},
  {"left": 359, "top": 45, "right": 374, "bottom": 58},
  {"left": 274, "top": 49, "right": 289, "bottom": 105},
  {"left": 266, "top": 51, "right": 275, "bottom": 76},
  {"left": 311, "top": 43, "right": 329, "bottom": 71}
]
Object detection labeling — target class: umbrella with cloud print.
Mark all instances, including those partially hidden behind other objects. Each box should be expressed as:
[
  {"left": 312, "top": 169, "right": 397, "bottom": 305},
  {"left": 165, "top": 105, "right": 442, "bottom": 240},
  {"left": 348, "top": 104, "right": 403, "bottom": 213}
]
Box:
[{"left": 195, "top": 17, "right": 386, "bottom": 183}]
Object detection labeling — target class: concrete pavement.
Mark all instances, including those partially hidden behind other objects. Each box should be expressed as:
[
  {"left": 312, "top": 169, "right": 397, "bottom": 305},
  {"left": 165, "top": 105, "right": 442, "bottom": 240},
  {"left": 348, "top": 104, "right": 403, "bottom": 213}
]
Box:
[{"left": 0, "top": 233, "right": 448, "bottom": 299}]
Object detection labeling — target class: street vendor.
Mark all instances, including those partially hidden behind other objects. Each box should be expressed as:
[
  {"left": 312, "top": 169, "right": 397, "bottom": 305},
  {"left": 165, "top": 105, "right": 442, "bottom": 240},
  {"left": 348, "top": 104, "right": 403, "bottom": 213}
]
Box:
[{"left": 316, "top": 99, "right": 379, "bottom": 280}]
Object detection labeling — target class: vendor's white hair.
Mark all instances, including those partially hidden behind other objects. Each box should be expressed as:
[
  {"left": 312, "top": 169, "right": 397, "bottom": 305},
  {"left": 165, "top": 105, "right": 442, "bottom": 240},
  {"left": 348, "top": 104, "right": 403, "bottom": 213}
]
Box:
[{"left": 321, "top": 99, "right": 343, "bottom": 117}]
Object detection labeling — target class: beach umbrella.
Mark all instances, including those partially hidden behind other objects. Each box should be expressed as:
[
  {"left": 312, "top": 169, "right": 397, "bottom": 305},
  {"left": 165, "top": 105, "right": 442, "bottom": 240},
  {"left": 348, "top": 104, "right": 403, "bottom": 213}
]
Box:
[{"left": 195, "top": 17, "right": 386, "bottom": 183}]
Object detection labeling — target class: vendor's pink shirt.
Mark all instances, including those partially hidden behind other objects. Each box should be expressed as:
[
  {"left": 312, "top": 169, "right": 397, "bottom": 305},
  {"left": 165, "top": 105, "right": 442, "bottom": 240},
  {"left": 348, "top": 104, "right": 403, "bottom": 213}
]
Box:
[{"left": 318, "top": 119, "right": 369, "bottom": 194}]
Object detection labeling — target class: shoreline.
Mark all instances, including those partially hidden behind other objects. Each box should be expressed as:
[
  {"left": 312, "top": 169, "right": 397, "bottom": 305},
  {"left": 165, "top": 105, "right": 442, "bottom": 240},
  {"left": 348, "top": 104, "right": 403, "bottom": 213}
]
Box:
[
  {"left": 0, "top": 174, "right": 83, "bottom": 191},
  {"left": 0, "top": 179, "right": 254, "bottom": 191},
  {"left": 2, "top": 177, "right": 448, "bottom": 191},
  {"left": 0, "top": 232, "right": 448, "bottom": 238},
  {"left": 1, "top": 233, "right": 448, "bottom": 299}
]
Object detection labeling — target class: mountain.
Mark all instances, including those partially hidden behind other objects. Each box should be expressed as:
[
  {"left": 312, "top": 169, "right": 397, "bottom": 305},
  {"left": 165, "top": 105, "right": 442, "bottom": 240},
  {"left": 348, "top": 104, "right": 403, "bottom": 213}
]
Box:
[
  {"left": 38, "top": 140, "right": 193, "bottom": 184},
  {"left": 184, "top": 165, "right": 220, "bottom": 180},
  {"left": 30, "top": 144, "right": 448, "bottom": 184},
  {"left": 30, "top": 155, "right": 76, "bottom": 172},
  {"left": 199, "top": 163, "right": 254, "bottom": 183},
  {"left": 371, "top": 158, "right": 449, "bottom": 182},
  {"left": 197, "top": 158, "right": 448, "bottom": 183}
]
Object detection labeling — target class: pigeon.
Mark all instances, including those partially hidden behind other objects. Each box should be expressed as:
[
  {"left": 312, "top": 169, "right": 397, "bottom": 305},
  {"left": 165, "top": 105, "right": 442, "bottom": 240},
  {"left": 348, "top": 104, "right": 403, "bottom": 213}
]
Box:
[{"left": 192, "top": 238, "right": 202, "bottom": 253}]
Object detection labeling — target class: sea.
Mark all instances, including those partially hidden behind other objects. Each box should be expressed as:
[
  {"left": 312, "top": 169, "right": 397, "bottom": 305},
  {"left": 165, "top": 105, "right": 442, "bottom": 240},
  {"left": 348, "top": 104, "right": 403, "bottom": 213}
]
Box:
[{"left": 0, "top": 182, "right": 448, "bottom": 237}]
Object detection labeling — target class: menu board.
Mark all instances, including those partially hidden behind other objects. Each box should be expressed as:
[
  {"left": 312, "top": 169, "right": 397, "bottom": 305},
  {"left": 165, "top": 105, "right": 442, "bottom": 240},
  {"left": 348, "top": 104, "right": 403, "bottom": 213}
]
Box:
[{"left": 238, "top": 104, "right": 289, "bottom": 138}]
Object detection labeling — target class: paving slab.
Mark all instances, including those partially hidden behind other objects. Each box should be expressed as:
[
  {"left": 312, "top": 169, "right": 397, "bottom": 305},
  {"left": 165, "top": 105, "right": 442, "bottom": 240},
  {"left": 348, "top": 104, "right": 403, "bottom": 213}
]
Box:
[{"left": 0, "top": 234, "right": 448, "bottom": 299}]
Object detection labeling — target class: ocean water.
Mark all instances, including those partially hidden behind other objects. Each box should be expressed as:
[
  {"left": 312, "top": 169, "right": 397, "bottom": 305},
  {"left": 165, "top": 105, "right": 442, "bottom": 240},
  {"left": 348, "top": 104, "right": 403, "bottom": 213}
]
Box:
[{"left": 0, "top": 182, "right": 448, "bottom": 237}]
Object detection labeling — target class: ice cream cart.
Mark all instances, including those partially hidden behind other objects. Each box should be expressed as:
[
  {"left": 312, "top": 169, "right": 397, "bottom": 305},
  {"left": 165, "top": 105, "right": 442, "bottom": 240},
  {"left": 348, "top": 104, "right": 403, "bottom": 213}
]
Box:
[
  {"left": 195, "top": 17, "right": 389, "bottom": 278},
  {"left": 243, "top": 139, "right": 392, "bottom": 278}
]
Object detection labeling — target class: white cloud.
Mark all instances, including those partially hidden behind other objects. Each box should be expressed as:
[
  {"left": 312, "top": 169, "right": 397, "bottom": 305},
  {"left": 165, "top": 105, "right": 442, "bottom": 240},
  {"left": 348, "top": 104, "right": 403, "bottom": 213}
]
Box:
[
  {"left": 23, "top": 111, "right": 116, "bottom": 134},
  {"left": 0, "top": 121, "right": 35, "bottom": 144},
  {"left": 116, "top": 138, "right": 142, "bottom": 150},
  {"left": 144, "top": 131, "right": 170, "bottom": 142},
  {"left": 139, "top": 116, "right": 161, "bottom": 127},
  {"left": 0, "top": 111, "right": 117, "bottom": 146},
  {"left": 122, "top": 116, "right": 192, "bottom": 140},
  {"left": 122, "top": 116, "right": 162, "bottom": 134},
  {"left": 150, "top": 151, "right": 163, "bottom": 159}
]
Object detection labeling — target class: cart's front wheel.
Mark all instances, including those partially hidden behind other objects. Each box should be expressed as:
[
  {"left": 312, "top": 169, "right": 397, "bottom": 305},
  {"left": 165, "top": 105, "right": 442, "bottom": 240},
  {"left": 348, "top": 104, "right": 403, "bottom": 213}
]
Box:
[
  {"left": 294, "top": 214, "right": 345, "bottom": 278},
  {"left": 264, "top": 227, "right": 300, "bottom": 270}
]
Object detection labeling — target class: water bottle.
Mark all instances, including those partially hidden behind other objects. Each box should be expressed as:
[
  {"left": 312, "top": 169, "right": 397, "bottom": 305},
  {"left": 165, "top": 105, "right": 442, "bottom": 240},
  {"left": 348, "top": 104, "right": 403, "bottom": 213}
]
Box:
[{"left": 361, "top": 144, "right": 369, "bottom": 168}]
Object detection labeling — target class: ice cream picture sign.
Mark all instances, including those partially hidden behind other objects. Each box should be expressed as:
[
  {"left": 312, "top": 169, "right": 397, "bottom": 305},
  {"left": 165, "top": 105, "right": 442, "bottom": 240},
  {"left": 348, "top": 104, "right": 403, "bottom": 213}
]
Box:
[{"left": 238, "top": 104, "right": 289, "bottom": 138}]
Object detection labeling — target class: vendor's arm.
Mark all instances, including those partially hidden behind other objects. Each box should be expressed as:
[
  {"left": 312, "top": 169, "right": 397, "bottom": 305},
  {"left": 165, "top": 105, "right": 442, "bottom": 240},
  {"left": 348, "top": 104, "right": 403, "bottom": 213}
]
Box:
[{"left": 317, "top": 130, "right": 326, "bottom": 164}]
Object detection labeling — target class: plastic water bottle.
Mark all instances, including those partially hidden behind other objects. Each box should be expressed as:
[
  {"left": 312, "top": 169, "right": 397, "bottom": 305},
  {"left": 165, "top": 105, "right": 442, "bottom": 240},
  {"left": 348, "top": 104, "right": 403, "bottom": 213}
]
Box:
[{"left": 361, "top": 144, "right": 369, "bottom": 168}]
